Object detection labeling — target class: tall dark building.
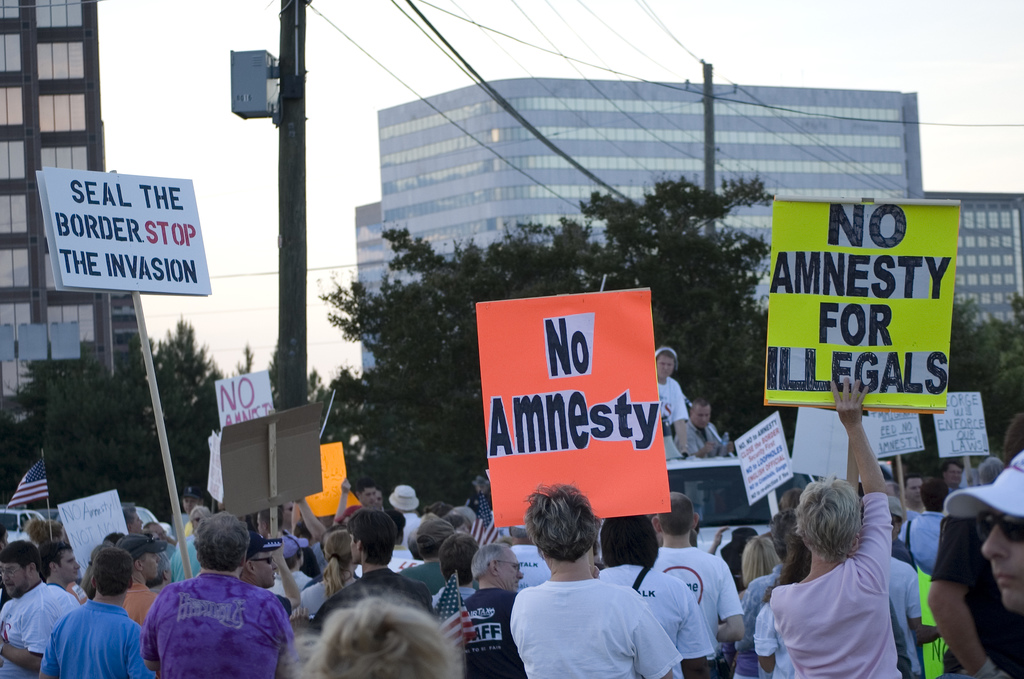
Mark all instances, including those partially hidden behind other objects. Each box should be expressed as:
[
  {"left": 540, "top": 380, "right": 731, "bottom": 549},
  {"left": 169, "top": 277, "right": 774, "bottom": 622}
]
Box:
[{"left": 0, "top": 0, "right": 136, "bottom": 405}]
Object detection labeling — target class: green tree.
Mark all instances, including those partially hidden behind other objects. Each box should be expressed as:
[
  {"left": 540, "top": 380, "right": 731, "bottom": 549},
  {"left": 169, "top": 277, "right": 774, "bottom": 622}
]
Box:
[{"left": 322, "top": 176, "right": 771, "bottom": 503}]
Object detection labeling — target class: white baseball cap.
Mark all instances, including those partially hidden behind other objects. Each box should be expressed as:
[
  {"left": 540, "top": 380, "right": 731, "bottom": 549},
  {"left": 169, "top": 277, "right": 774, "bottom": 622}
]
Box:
[{"left": 945, "top": 451, "right": 1024, "bottom": 518}]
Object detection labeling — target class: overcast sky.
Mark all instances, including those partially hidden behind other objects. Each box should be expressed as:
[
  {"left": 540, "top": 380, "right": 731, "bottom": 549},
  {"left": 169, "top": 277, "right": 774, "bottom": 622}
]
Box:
[{"left": 96, "top": 0, "right": 1024, "bottom": 382}]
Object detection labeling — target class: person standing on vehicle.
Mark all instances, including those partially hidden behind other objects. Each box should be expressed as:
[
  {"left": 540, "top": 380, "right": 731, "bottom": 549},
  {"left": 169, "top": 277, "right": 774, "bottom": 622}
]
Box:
[{"left": 656, "top": 347, "right": 690, "bottom": 458}]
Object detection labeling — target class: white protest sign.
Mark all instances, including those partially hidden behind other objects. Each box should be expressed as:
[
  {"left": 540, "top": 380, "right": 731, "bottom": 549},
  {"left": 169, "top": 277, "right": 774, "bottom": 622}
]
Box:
[
  {"left": 57, "top": 489, "right": 128, "bottom": 566},
  {"left": 208, "top": 430, "right": 224, "bottom": 503},
  {"left": 867, "top": 412, "right": 925, "bottom": 459},
  {"left": 934, "top": 392, "right": 989, "bottom": 457},
  {"left": 792, "top": 407, "right": 884, "bottom": 478},
  {"left": 735, "top": 411, "right": 793, "bottom": 505},
  {"left": 37, "top": 167, "right": 211, "bottom": 295},
  {"left": 215, "top": 370, "right": 274, "bottom": 428}
]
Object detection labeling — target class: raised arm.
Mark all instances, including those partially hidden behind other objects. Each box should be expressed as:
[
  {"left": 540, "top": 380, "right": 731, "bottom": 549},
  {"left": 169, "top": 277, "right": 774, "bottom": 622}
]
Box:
[{"left": 832, "top": 378, "right": 885, "bottom": 496}]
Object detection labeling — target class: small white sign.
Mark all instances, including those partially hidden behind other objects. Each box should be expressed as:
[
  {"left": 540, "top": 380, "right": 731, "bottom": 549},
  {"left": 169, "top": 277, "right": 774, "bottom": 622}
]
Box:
[
  {"left": 37, "top": 167, "right": 211, "bottom": 295},
  {"left": 735, "top": 411, "right": 793, "bottom": 505},
  {"left": 867, "top": 412, "right": 925, "bottom": 459},
  {"left": 57, "top": 489, "right": 128, "bottom": 566},
  {"left": 215, "top": 370, "right": 274, "bottom": 428},
  {"left": 791, "top": 407, "right": 884, "bottom": 478},
  {"left": 934, "top": 392, "right": 989, "bottom": 458},
  {"left": 208, "top": 430, "right": 224, "bottom": 503}
]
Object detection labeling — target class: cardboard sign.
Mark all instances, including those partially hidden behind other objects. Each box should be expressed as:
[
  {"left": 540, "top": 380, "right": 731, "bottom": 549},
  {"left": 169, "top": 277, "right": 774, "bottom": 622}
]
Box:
[
  {"left": 791, "top": 407, "right": 884, "bottom": 478},
  {"left": 220, "top": 403, "right": 324, "bottom": 516},
  {"left": 765, "top": 198, "right": 960, "bottom": 412},
  {"left": 208, "top": 430, "right": 224, "bottom": 503},
  {"left": 866, "top": 411, "right": 925, "bottom": 458},
  {"left": 37, "top": 167, "right": 211, "bottom": 295},
  {"left": 934, "top": 392, "right": 989, "bottom": 457},
  {"left": 305, "top": 442, "right": 347, "bottom": 516},
  {"left": 476, "top": 290, "right": 670, "bottom": 526},
  {"left": 215, "top": 370, "right": 274, "bottom": 428},
  {"left": 735, "top": 412, "right": 793, "bottom": 505},
  {"left": 57, "top": 489, "right": 128, "bottom": 566}
]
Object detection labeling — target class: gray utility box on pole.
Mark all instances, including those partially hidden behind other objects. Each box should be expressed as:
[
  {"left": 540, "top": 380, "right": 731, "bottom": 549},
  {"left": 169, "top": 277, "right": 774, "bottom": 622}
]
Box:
[{"left": 230, "top": 50, "right": 279, "bottom": 119}]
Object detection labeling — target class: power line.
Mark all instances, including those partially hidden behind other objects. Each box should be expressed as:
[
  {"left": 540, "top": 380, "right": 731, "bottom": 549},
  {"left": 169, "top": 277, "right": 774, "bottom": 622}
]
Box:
[
  {"left": 417, "top": 0, "right": 1024, "bottom": 129},
  {"left": 211, "top": 263, "right": 356, "bottom": 280},
  {"left": 308, "top": 2, "right": 577, "bottom": 208},
  {"left": 401, "top": 0, "right": 629, "bottom": 200}
]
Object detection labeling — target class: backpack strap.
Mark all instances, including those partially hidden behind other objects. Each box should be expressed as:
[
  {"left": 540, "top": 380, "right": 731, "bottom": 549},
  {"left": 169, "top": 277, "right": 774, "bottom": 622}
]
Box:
[{"left": 631, "top": 567, "right": 651, "bottom": 592}]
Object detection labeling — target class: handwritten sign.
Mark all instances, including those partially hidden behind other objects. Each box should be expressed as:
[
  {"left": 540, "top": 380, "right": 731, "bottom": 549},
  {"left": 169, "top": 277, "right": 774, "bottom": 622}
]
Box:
[
  {"left": 934, "top": 392, "right": 989, "bottom": 457},
  {"left": 476, "top": 290, "right": 670, "bottom": 526},
  {"left": 735, "top": 412, "right": 793, "bottom": 505},
  {"left": 208, "top": 430, "right": 224, "bottom": 503},
  {"left": 215, "top": 370, "right": 274, "bottom": 428},
  {"left": 57, "top": 489, "right": 128, "bottom": 566},
  {"left": 37, "top": 167, "right": 211, "bottom": 295},
  {"left": 765, "top": 199, "right": 959, "bottom": 412},
  {"left": 305, "top": 442, "right": 348, "bottom": 516},
  {"left": 867, "top": 411, "right": 924, "bottom": 458}
]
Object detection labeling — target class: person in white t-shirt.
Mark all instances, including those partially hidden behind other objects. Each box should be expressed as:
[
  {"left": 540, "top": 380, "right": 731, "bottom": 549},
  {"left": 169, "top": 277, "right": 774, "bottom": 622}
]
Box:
[
  {"left": 652, "top": 492, "right": 743, "bottom": 678},
  {"left": 0, "top": 541, "right": 79, "bottom": 679},
  {"left": 511, "top": 485, "right": 681, "bottom": 679},
  {"left": 600, "top": 516, "right": 714, "bottom": 679},
  {"left": 508, "top": 526, "right": 551, "bottom": 591},
  {"left": 656, "top": 347, "right": 690, "bottom": 457}
]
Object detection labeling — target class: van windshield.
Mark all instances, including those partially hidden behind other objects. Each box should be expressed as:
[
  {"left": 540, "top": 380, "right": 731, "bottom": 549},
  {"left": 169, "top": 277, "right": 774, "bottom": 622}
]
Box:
[{"left": 667, "top": 465, "right": 809, "bottom": 526}]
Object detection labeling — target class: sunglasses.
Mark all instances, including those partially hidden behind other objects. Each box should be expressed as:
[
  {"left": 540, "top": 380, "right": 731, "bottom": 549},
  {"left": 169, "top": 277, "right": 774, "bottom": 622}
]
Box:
[
  {"left": 977, "top": 510, "right": 1024, "bottom": 543},
  {"left": 249, "top": 556, "right": 274, "bottom": 564}
]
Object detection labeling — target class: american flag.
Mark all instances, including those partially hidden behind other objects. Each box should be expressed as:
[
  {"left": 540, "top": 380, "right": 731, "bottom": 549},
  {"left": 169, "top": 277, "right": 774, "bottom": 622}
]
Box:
[
  {"left": 470, "top": 491, "right": 499, "bottom": 546},
  {"left": 8, "top": 460, "right": 47, "bottom": 507},
  {"left": 436, "top": 573, "right": 475, "bottom": 646}
]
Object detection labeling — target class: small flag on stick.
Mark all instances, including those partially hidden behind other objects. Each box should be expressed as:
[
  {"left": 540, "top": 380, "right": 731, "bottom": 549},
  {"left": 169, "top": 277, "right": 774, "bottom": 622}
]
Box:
[
  {"left": 470, "top": 491, "right": 499, "bottom": 546},
  {"left": 9, "top": 460, "right": 48, "bottom": 507},
  {"left": 436, "top": 573, "right": 475, "bottom": 646}
]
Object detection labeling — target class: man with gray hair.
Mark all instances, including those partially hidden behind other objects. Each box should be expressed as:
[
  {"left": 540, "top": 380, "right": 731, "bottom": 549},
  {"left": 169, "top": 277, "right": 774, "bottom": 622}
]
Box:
[
  {"left": 140, "top": 512, "right": 295, "bottom": 679},
  {"left": 978, "top": 456, "right": 1005, "bottom": 486},
  {"left": 464, "top": 543, "right": 525, "bottom": 679},
  {"left": 508, "top": 525, "right": 550, "bottom": 590}
]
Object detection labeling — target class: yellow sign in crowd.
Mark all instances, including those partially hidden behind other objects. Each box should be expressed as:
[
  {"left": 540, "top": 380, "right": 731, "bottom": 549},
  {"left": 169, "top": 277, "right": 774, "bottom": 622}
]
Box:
[{"left": 766, "top": 198, "right": 960, "bottom": 412}]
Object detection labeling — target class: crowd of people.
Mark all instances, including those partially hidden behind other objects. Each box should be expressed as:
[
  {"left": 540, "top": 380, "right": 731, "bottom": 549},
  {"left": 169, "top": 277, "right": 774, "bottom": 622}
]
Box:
[{"left": 3, "top": 378, "right": 1024, "bottom": 678}]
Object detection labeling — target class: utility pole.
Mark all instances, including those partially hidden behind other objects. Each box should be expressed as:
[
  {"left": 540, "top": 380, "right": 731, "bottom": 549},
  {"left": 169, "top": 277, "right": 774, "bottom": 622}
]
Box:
[
  {"left": 702, "top": 61, "right": 715, "bottom": 237},
  {"left": 278, "top": 0, "right": 307, "bottom": 409}
]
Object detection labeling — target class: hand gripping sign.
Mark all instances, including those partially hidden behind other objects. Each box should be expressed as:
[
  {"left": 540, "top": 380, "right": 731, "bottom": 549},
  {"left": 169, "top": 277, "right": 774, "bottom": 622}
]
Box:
[
  {"left": 765, "top": 198, "right": 960, "bottom": 412},
  {"left": 476, "top": 290, "right": 671, "bottom": 527}
]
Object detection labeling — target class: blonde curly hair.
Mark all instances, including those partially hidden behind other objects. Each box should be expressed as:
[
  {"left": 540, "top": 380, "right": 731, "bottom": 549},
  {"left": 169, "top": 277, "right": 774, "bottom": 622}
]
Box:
[{"left": 303, "top": 600, "right": 458, "bottom": 679}]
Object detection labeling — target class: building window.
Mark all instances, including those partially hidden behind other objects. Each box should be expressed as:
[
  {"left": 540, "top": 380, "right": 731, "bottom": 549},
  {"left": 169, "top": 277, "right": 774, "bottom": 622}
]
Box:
[
  {"left": 965, "top": 236, "right": 976, "bottom": 247},
  {"left": 0, "top": 248, "right": 28, "bottom": 287},
  {"left": 0, "top": 141, "right": 24, "bottom": 179},
  {"left": 0, "top": 0, "right": 16, "bottom": 19},
  {"left": 967, "top": 274, "right": 978, "bottom": 285},
  {"left": 993, "top": 273, "right": 1003, "bottom": 286},
  {"left": 36, "top": 0, "right": 82, "bottom": 28},
  {"left": 0, "top": 195, "right": 25, "bottom": 233},
  {"left": 47, "top": 303, "right": 93, "bottom": 341},
  {"left": 0, "top": 302, "right": 30, "bottom": 397},
  {"left": 979, "top": 255, "right": 990, "bottom": 267},
  {"left": 980, "top": 274, "right": 991, "bottom": 286},
  {"left": 966, "top": 255, "right": 977, "bottom": 267},
  {"left": 40, "top": 146, "right": 87, "bottom": 169},
  {"left": 0, "top": 34, "right": 19, "bottom": 72},
  {"left": 39, "top": 94, "right": 86, "bottom": 132},
  {"left": 963, "top": 212, "right": 975, "bottom": 229},
  {"left": 1005, "top": 255, "right": 1016, "bottom": 267},
  {"left": 37, "top": 43, "right": 84, "bottom": 80},
  {"left": 0, "top": 87, "right": 21, "bottom": 126}
]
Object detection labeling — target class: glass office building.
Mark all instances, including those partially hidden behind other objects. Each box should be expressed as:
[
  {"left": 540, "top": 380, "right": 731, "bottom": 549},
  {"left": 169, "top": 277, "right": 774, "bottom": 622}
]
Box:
[{"left": 358, "top": 77, "right": 923, "bottom": 285}]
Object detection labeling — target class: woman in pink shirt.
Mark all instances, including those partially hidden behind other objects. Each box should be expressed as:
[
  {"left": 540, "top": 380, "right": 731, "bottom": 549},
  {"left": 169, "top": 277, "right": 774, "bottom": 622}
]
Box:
[{"left": 770, "top": 379, "right": 900, "bottom": 678}]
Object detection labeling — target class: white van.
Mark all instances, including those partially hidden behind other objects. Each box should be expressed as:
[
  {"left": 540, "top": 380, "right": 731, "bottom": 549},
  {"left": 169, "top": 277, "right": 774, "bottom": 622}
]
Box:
[
  {"left": 665, "top": 457, "right": 810, "bottom": 554},
  {"left": 0, "top": 505, "right": 46, "bottom": 543}
]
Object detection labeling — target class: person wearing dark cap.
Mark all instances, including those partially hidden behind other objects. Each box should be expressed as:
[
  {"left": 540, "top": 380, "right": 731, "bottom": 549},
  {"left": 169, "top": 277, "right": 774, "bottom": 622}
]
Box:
[
  {"left": 117, "top": 533, "right": 167, "bottom": 625},
  {"left": 179, "top": 486, "right": 204, "bottom": 539},
  {"left": 141, "top": 513, "right": 295, "bottom": 679},
  {"left": 239, "top": 530, "right": 297, "bottom": 615}
]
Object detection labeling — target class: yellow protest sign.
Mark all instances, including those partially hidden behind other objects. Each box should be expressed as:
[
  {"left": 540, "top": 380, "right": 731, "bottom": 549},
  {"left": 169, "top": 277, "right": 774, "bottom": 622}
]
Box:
[
  {"left": 305, "top": 442, "right": 351, "bottom": 516},
  {"left": 765, "top": 198, "right": 960, "bottom": 412}
]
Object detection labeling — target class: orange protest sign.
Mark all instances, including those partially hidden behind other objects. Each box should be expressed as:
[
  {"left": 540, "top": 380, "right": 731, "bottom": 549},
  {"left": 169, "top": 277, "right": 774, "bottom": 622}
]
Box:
[
  {"left": 476, "top": 290, "right": 671, "bottom": 526},
  {"left": 305, "top": 442, "right": 350, "bottom": 516}
]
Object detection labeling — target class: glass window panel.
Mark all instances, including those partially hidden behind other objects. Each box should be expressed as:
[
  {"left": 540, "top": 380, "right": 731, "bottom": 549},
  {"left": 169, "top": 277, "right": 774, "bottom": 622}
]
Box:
[
  {"left": 68, "top": 43, "right": 83, "bottom": 78},
  {"left": 55, "top": 147, "right": 71, "bottom": 167},
  {"left": 44, "top": 256, "right": 53, "bottom": 289},
  {"left": 77, "top": 304, "right": 93, "bottom": 341},
  {"left": 5, "top": 87, "right": 20, "bottom": 125},
  {"left": 9, "top": 141, "right": 23, "bottom": 179},
  {"left": 69, "top": 94, "right": 85, "bottom": 130},
  {"left": 72, "top": 146, "right": 86, "bottom": 168},
  {"left": 0, "top": 250, "right": 11, "bottom": 286},
  {"left": 53, "top": 95, "right": 70, "bottom": 130},
  {"left": 39, "top": 96, "right": 54, "bottom": 132},
  {"left": 52, "top": 43, "right": 68, "bottom": 79},
  {"left": 2, "top": 35, "right": 18, "bottom": 72},
  {"left": 37, "top": 44, "right": 53, "bottom": 79},
  {"left": 11, "top": 248, "right": 25, "bottom": 286}
]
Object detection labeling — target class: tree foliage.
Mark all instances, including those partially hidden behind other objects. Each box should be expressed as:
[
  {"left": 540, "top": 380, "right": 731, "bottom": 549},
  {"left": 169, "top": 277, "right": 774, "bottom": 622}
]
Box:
[
  {"left": 321, "top": 176, "right": 774, "bottom": 504},
  {"left": 1, "top": 322, "right": 222, "bottom": 519}
]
